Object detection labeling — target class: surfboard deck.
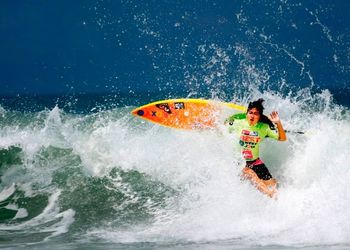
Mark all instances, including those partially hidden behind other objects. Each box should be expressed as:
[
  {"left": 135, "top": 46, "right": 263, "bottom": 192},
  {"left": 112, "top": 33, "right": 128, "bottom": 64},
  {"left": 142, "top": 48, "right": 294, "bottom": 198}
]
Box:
[{"left": 131, "top": 98, "right": 246, "bottom": 130}]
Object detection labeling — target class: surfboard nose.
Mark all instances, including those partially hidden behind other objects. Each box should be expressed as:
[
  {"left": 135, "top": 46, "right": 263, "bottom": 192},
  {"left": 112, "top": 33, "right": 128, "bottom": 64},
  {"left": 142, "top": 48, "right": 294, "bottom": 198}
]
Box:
[
  {"left": 136, "top": 109, "right": 144, "bottom": 116},
  {"left": 131, "top": 108, "right": 144, "bottom": 116}
]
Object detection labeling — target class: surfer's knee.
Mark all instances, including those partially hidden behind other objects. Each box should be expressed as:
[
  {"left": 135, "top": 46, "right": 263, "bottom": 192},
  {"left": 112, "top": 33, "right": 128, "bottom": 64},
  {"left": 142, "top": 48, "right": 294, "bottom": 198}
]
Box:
[
  {"left": 264, "top": 178, "right": 277, "bottom": 187},
  {"left": 241, "top": 167, "right": 260, "bottom": 183},
  {"left": 242, "top": 167, "right": 255, "bottom": 178}
]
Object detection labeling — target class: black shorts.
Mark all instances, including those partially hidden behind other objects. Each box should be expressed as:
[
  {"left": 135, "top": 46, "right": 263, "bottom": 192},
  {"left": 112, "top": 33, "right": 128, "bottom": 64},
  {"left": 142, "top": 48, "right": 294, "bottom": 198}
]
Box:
[{"left": 246, "top": 159, "right": 273, "bottom": 180}]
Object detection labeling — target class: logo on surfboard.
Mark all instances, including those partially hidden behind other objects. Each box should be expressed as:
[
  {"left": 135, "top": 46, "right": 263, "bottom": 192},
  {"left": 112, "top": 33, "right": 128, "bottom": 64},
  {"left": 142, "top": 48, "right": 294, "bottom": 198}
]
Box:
[
  {"left": 156, "top": 103, "right": 172, "bottom": 114},
  {"left": 174, "top": 102, "right": 185, "bottom": 110}
]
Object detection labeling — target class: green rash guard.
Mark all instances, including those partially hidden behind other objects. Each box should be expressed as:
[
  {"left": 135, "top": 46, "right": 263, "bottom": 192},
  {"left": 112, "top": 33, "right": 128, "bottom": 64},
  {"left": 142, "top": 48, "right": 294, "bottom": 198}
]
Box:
[{"left": 227, "top": 116, "right": 279, "bottom": 161}]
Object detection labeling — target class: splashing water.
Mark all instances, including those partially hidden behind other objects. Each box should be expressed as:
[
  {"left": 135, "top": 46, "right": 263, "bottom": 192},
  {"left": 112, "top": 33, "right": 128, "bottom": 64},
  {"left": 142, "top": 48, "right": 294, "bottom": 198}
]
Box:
[
  {"left": 0, "top": 87, "right": 349, "bottom": 249},
  {"left": 1, "top": 1, "right": 349, "bottom": 249}
]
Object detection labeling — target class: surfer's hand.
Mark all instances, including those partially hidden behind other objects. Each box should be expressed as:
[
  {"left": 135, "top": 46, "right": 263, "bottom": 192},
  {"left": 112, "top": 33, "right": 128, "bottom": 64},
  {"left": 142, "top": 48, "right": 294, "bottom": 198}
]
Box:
[
  {"left": 270, "top": 111, "right": 287, "bottom": 141},
  {"left": 224, "top": 117, "right": 234, "bottom": 125},
  {"left": 269, "top": 111, "right": 281, "bottom": 124}
]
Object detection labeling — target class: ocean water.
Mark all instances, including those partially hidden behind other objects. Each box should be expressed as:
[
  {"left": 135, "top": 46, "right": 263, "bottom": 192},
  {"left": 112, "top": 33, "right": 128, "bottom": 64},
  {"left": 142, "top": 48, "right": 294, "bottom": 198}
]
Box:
[
  {"left": 0, "top": 89, "right": 349, "bottom": 250},
  {"left": 1, "top": 0, "right": 350, "bottom": 249}
]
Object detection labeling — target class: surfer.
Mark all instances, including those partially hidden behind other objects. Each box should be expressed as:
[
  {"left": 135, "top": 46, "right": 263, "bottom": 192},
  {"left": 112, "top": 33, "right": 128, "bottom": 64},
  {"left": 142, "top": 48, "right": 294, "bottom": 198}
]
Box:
[{"left": 226, "top": 99, "right": 287, "bottom": 198}]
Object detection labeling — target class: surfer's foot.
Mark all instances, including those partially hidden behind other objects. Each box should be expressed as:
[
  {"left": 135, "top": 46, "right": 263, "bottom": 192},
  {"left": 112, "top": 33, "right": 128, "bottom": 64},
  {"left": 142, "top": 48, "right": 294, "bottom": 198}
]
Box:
[
  {"left": 266, "top": 188, "right": 277, "bottom": 199},
  {"left": 265, "top": 183, "right": 278, "bottom": 199}
]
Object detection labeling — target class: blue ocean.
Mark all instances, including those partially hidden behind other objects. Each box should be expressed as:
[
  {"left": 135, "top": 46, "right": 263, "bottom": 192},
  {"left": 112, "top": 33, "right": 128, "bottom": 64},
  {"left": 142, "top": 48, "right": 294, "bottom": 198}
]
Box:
[{"left": 0, "top": 1, "right": 349, "bottom": 249}]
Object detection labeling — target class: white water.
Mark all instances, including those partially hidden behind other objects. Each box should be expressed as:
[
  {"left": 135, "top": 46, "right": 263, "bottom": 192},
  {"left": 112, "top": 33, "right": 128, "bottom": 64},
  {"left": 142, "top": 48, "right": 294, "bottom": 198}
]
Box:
[
  {"left": 81, "top": 91, "right": 350, "bottom": 247},
  {"left": 0, "top": 90, "right": 349, "bottom": 248}
]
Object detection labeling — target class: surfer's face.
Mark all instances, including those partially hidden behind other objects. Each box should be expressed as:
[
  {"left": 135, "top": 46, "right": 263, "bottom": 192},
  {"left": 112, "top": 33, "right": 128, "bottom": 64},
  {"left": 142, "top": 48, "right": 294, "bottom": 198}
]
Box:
[{"left": 247, "top": 108, "right": 260, "bottom": 125}]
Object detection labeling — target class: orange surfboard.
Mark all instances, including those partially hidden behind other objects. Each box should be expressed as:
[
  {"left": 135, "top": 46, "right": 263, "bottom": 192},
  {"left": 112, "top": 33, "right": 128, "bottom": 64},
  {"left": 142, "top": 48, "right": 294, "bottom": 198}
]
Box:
[{"left": 131, "top": 98, "right": 246, "bottom": 130}]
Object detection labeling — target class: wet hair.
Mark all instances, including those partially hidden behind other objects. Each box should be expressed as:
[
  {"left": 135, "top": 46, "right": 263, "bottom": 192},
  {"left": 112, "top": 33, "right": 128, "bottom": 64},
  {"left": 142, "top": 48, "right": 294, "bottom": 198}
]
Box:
[
  {"left": 248, "top": 98, "right": 265, "bottom": 115},
  {"left": 247, "top": 98, "right": 275, "bottom": 130}
]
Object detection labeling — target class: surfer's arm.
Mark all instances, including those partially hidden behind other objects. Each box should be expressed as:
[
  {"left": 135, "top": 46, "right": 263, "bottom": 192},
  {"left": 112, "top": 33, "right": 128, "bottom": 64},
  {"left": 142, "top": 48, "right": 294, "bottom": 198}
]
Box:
[
  {"left": 270, "top": 111, "right": 287, "bottom": 141},
  {"left": 225, "top": 115, "right": 245, "bottom": 134},
  {"left": 224, "top": 116, "right": 235, "bottom": 125},
  {"left": 224, "top": 113, "right": 246, "bottom": 125}
]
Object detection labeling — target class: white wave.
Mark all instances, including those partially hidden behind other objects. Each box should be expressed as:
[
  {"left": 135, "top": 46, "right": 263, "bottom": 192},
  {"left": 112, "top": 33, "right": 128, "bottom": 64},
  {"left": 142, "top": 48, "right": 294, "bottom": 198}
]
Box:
[
  {"left": 0, "top": 190, "right": 75, "bottom": 241},
  {"left": 0, "top": 183, "right": 15, "bottom": 202},
  {"left": 82, "top": 91, "right": 350, "bottom": 247},
  {"left": 0, "top": 90, "right": 349, "bottom": 247}
]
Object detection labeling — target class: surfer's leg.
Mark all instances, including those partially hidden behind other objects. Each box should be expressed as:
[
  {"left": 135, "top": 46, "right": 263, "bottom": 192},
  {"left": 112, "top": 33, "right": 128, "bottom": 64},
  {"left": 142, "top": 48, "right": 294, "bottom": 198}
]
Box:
[
  {"left": 263, "top": 178, "right": 277, "bottom": 188},
  {"left": 250, "top": 163, "right": 278, "bottom": 196},
  {"left": 242, "top": 167, "right": 276, "bottom": 198},
  {"left": 262, "top": 178, "right": 277, "bottom": 198}
]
